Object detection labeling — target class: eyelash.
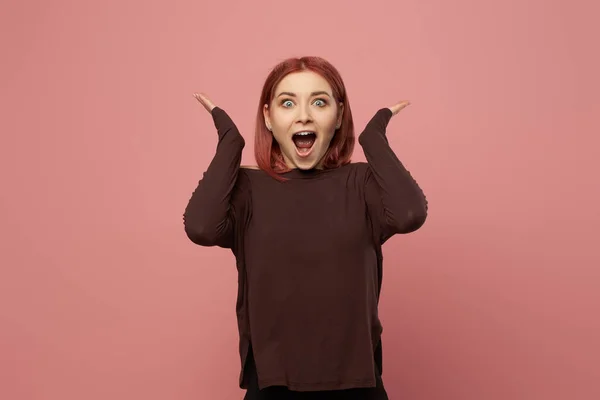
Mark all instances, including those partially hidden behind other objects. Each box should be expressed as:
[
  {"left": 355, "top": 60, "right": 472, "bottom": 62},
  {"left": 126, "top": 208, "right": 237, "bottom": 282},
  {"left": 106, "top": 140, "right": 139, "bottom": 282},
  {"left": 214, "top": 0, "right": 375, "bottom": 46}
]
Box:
[{"left": 280, "top": 98, "right": 328, "bottom": 108}]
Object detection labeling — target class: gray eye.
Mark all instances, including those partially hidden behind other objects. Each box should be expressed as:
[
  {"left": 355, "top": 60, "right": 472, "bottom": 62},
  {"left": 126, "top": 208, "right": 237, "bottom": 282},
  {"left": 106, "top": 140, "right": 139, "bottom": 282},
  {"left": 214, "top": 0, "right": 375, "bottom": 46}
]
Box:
[
  {"left": 282, "top": 100, "right": 293, "bottom": 107},
  {"left": 314, "top": 99, "right": 326, "bottom": 107}
]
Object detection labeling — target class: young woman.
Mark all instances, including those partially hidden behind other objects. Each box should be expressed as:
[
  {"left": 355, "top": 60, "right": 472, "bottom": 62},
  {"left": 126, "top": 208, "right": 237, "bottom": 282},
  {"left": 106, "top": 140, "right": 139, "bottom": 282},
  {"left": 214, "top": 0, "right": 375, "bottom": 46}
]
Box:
[{"left": 184, "top": 56, "right": 428, "bottom": 399}]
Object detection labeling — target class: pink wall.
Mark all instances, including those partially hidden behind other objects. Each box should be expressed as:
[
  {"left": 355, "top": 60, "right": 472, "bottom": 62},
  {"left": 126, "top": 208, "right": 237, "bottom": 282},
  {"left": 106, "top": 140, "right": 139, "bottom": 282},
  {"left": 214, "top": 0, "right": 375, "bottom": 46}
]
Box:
[{"left": 1, "top": 0, "right": 599, "bottom": 399}]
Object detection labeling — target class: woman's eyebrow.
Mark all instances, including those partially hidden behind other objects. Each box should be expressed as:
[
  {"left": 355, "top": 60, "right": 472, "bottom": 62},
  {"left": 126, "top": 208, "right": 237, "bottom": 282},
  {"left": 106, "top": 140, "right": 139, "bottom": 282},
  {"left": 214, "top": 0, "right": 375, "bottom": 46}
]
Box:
[{"left": 276, "top": 91, "right": 331, "bottom": 98}]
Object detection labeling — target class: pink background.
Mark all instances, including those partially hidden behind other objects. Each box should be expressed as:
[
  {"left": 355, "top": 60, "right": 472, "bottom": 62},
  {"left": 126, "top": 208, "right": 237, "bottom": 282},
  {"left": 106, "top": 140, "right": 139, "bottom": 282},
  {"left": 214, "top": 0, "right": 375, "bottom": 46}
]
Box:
[{"left": 1, "top": 0, "right": 599, "bottom": 399}]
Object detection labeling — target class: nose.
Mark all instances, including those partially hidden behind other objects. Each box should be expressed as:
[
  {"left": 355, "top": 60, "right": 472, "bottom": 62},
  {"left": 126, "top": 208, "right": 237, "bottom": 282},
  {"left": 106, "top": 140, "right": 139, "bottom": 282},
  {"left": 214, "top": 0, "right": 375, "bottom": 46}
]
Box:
[{"left": 296, "top": 103, "right": 312, "bottom": 124}]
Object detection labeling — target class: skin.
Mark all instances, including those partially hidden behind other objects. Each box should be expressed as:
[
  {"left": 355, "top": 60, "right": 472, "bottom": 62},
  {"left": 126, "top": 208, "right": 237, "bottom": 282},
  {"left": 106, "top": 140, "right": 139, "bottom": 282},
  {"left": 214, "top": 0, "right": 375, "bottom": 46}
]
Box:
[
  {"left": 193, "top": 85, "right": 410, "bottom": 169},
  {"left": 262, "top": 70, "right": 343, "bottom": 170}
]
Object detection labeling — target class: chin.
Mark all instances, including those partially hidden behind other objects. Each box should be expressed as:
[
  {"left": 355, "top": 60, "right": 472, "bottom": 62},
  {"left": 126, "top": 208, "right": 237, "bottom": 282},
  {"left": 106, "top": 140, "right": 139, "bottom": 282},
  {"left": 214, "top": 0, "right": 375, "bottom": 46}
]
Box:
[
  {"left": 293, "top": 159, "right": 320, "bottom": 170},
  {"left": 289, "top": 145, "right": 325, "bottom": 170}
]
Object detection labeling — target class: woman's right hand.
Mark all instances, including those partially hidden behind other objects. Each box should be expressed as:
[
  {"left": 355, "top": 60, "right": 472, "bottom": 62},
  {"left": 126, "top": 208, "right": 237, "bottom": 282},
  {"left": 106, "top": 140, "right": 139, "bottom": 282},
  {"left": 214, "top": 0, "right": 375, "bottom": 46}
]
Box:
[{"left": 193, "top": 92, "right": 216, "bottom": 113}]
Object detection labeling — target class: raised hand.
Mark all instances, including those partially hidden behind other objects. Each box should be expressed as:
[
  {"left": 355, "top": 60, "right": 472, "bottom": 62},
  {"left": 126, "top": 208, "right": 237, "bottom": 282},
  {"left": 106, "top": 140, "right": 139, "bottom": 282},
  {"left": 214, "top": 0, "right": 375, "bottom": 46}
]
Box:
[
  {"left": 193, "top": 92, "right": 216, "bottom": 113},
  {"left": 387, "top": 100, "right": 410, "bottom": 116}
]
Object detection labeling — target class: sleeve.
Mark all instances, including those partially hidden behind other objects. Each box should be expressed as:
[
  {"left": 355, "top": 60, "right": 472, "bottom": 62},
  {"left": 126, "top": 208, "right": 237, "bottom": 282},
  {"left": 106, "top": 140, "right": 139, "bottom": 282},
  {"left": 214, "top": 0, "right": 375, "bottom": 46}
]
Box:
[
  {"left": 183, "top": 107, "right": 246, "bottom": 249},
  {"left": 359, "top": 108, "right": 428, "bottom": 244}
]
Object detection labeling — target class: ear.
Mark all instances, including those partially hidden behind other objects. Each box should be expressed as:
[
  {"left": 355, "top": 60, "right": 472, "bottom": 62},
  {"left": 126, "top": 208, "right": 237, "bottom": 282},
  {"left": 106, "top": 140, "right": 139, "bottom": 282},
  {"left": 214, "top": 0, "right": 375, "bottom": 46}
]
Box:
[
  {"left": 263, "top": 103, "right": 271, "bottom": 131},
  {"left": 336, "top": 102, "right": 344, "bottom": 128}
]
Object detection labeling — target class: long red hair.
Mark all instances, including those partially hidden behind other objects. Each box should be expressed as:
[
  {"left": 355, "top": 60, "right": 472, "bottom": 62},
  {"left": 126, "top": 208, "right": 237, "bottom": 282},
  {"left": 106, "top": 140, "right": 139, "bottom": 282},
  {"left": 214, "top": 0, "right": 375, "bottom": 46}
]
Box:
[{"left": 254, "top": 56, "right": 355, "bottom": 181}]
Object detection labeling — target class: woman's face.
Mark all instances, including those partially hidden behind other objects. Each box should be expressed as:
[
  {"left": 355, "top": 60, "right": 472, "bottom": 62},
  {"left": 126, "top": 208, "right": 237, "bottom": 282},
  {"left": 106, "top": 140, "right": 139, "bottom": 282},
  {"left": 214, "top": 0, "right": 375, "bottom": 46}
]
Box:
[{"left": 264, "top": 71, "right": 343, "bottom": 170}]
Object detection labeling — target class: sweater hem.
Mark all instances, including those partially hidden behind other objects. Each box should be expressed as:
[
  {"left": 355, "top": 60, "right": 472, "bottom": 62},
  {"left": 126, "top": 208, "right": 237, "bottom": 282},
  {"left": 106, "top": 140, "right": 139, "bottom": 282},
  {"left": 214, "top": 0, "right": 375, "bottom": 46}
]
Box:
[{"left": 257, "top": 377, "right": 377, "bottom": 392}]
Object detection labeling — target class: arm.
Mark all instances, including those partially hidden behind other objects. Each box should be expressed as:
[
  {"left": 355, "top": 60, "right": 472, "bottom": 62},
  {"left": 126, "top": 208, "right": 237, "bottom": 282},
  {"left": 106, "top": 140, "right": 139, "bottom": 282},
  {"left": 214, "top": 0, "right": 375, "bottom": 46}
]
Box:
[
  {"left": 359, "top": 107, "right": 428, "bottom": 243},
  {"left": 183, "top": 107, "right": 246, "bottom": 248}
]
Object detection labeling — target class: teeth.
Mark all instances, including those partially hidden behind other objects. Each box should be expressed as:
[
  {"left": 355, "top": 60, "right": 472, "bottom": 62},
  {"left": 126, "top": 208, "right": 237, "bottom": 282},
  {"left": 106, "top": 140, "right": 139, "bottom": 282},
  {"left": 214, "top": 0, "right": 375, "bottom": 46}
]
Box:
[{"left": 295, "top": 131, "right": 315, "bottom": 136}]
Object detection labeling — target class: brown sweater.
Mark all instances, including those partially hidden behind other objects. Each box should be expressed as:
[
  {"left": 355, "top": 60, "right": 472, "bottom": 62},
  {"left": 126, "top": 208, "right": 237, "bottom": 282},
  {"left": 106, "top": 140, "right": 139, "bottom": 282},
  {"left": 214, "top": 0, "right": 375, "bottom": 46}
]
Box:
[{"left": 183, "top": 107, "right": 428, "bottom": 391}]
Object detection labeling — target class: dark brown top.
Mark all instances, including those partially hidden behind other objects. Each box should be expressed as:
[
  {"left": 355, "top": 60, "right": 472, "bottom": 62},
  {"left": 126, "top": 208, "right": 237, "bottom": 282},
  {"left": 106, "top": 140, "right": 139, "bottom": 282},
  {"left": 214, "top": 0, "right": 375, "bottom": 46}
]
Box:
[{"left": 183, "top": 107, "right": 428, "bottom": 391}]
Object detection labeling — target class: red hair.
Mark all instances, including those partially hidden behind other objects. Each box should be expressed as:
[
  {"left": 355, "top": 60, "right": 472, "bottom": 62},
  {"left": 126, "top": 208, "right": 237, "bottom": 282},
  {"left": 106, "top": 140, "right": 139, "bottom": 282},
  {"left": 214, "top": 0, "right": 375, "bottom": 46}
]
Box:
[{"left": 254, "top": 56, "right": 355, "bottom": 181}]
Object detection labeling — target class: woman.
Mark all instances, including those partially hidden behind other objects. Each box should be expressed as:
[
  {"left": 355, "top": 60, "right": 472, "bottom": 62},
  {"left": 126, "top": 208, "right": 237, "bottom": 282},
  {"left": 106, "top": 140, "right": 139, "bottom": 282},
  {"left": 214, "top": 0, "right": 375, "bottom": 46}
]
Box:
[{"left": 184, "top": 56, "right": 428, "bottom": 399}]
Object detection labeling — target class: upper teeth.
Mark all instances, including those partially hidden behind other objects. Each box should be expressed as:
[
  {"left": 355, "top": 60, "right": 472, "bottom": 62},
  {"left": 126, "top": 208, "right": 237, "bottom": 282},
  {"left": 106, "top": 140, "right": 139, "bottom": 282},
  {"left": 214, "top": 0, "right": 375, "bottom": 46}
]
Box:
[{"left": 295, "top": 131, "right": 314, "bottom": 136}]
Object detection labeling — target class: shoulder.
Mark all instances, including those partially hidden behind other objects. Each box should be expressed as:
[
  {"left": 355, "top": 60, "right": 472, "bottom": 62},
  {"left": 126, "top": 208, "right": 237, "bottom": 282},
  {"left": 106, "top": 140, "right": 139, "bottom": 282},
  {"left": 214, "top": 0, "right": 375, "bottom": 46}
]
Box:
[
  {"left": 239, "top": 165, "right": 262, "bottom": 180},
  {"left": 322, "top": 163, "right": 371, "bottom": 190},
  {"left": 238, "top": 165, "right": 265, "bottom": 186},
  {"left": 342, "top": 162, "right": 375, "bottom": 189},
  {"left": 344, "top": 162, "right": 371, "bottom": 178},
  {"left": 347, "top": 161, "right": 368, "bottom": 171}
]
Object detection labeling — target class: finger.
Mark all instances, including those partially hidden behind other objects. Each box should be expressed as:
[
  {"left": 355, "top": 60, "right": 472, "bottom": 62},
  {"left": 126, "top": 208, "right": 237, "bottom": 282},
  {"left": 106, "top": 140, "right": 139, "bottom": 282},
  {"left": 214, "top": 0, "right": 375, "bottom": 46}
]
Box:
[
  {"left": 193, "top": 92, "right": 216, "bottom": 112},
  {"left": 392, "top": 101, "right": 410, "bottom": 114},
  {"left": 388, "top": 100, "right": 411, "bottom": 115},
  {"left": 193, "top": 92, "right": 210, "bottom": 106}
]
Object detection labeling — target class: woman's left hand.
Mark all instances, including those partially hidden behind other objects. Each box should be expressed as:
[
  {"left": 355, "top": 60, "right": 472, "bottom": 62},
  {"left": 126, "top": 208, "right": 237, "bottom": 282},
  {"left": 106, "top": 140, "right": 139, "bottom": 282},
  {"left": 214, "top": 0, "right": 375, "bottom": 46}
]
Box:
[{"left": 388, "top": 100, "right": 411, "bottom": 116}]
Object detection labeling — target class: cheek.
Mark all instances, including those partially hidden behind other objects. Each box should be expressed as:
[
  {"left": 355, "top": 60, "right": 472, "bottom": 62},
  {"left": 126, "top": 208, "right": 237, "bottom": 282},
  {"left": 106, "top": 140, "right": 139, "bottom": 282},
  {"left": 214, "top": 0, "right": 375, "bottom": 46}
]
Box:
[
  {"left": 319, "top": 110, "right": 338, "bottom": 127},
  {"left": 321, "top": 132, "right": 336, "bottom": 146},
  {"left": 272, "top": 132, "right": 287, "bottom": 145},
  {"left": 317, "top": 115, "right": 338, "bottom": 139},
  {"left": 270, "top": 112, "right": 292, "bottom": 132},
  {"left": 271, "top": 125, "right": 290, "bottom": 146}
]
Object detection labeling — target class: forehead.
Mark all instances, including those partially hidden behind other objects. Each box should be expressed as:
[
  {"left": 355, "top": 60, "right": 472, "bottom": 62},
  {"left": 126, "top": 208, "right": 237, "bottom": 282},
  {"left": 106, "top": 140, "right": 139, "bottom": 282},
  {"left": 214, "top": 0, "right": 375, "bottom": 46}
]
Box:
[{"left": 275, "top": 70, "right": 333, "bottom": 95}]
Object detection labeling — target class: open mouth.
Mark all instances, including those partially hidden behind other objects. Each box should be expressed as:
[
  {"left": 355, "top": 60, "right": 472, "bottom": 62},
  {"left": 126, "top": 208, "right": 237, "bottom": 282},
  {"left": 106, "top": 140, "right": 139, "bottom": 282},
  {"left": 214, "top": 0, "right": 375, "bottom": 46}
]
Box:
[{"left": 292, "top": 131, "right": 317, "bottom": 157}]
